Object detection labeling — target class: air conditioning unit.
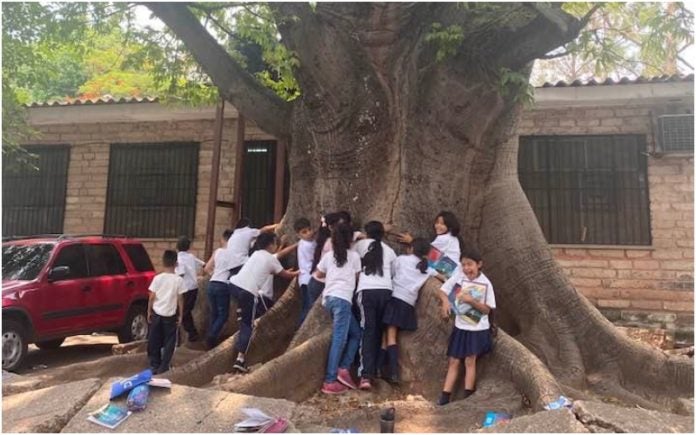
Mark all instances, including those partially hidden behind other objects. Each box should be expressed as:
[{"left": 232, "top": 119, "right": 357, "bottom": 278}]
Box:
[{"left": 657, "top": 114, "right": 694, "bottom": 153}]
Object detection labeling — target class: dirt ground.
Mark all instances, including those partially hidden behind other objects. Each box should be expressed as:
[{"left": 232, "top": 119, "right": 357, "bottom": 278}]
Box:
[{"left": 16, "top": 333, "right": 119, "bottom": 375}]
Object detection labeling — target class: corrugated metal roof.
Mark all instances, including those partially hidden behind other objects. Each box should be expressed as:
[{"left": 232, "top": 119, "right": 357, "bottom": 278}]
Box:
[
  {"left": 28, "top": 95, "right": 159, "bottom": 107},
  {"left": 26, "top": 74, "right": 694, "bottom": 107},
  {"left": 539, "top": 73, "right": 693, "bottom": 88}
]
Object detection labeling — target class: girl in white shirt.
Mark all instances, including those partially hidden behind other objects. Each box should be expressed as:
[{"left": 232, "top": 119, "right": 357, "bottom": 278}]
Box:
[
  {"left": 436, "top": 247, "right": 496, "bottom": 406},
  {"left": 314, "top": 223, "right": 363, "bottom": 395},
  {"left": 352, "top": 221, "right": 397, "bottom": 390},
  {"left": 229, "top": 233, "right": 299, "bottom": 373},
  {"left": 380, "top": 238, "right": 433, "bottom": 384},
  {"left": 398, "top": 210, "right": 464, "bottom": 279}
]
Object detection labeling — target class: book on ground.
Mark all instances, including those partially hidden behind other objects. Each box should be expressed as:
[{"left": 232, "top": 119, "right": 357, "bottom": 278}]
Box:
[
  {"left": 87, "top": 403, "right": 131, "bottom": 429},
  {"left": 234, "top": 408, "right": 287, "bottom": 433},
  {"left": 147, "top": 378, "right": 172, "bottom": 388}
]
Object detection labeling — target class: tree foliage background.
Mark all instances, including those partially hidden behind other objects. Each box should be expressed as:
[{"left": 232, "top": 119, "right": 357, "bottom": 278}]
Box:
[{"left": 2, "top": 2, "right": 693, "bottom": 152}]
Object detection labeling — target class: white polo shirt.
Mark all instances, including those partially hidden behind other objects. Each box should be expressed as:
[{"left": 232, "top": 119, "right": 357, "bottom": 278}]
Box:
[
  {"left": 391, "top": 254, "right": 436, "bottom": 306},
  {"left": 227, "top": 226, "right": 261, "bottom": 269},
  {"left": 317, "top": 250, "right": 362, "bottom": 304},
  {"left": 441, "top": 270, "right": 496, "bottom": 331},
  {"left": 149, "top": 272, "right": 187, "bottom": 317},
  {"left": 230, "top": 250, "right": 283, "bottom": 296},
  {"left": 353, "top": 239, "right": 397, "bottom": 292},
  {"left": 175, "top": 251, "right": 204, "bottom": 291}
]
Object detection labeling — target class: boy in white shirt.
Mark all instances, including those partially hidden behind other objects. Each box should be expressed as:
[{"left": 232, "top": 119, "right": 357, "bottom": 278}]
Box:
[
  {"left": 230, "top": 233, "right": 299, "bottom": 373},
  {"left": 147, "top": 250, "right": 186, "bottom": 374},
  {"left": 227, "top": 218, "right": 278, "bottom": 275},
  {"left": 176, "top": 236, "right": 205, "bottom": 342},
  {"left": 294, "top": 218, "right": 317, "bottom": 326}
]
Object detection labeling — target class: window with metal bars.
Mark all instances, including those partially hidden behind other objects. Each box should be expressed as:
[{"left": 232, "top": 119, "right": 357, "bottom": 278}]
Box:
[
  {"left": 2, "top": 145, "right": 70, "bottom": 236},
  {"left": 105, "top": 142, "right": 199, "bottom": 238},
  {"left": 518, "top": 135, "right": 651, "bottom": 246}
]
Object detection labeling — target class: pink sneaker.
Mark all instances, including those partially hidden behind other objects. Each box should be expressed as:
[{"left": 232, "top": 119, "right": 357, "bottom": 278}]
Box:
[
  {"left": 321, "top": 381, "right": 348, "bottom": 395},
  {"left": 359, "top": 377, "right": 372, "bottom": 390},
  {"left": 337, "top": 368, "right": 358, "bottom": 390}
]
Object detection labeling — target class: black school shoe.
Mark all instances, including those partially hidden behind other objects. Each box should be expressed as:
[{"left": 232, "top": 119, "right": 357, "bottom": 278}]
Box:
[
  {"left": 232, "top": 359, "right": 249, "bottom": 373},
  {"left": 436, "top": 392, "right": 451, "bottom": 406}
]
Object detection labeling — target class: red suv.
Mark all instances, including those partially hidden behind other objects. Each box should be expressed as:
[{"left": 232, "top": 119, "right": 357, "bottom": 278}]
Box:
[{"left": 2, "top": 235, "right": 155, "bottom": 371}]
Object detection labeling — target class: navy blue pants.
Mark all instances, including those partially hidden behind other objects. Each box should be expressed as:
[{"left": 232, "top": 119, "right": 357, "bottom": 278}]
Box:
[
  {"left": 148, "top": 313, "right": 178, "bottom": 372},
  {"left": 206, "top": 281, "right": 232, "bottom": 347},
  {"left": 235, "top": 287, "right": 274, "bottom": 354}
]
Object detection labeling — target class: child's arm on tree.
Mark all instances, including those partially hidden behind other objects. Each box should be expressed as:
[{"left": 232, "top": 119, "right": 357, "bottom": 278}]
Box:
[
  {"left": 259, "top": 223, "right": 279, "bottom": 233},
  {"left": 276, "top": 242, "right": 299, "bottom": 259},
  {"left": 278, "top": 268, "right": 300, "bottom": 280}
]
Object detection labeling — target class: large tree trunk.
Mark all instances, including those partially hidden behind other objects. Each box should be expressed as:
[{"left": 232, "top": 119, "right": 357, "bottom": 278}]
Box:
[{"left": 148, "top": 2, "right": 692, "bottom": 410}]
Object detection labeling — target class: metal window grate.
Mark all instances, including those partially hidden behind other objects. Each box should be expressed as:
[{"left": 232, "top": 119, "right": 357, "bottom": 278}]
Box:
[
  {"left": 518, "top": 135, "right": 651, "bottom": 246},
  {"left": 658, "top": 114, "right": 694, "bottom": 152},
  {"left": 105, "top": 142, "right": 199, "bottom": 238},
  {"left": 2, "top": 146, "right": 70, "bottom": 236}
]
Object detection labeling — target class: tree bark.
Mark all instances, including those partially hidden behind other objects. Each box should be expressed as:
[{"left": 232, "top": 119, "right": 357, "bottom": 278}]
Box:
[{"left": 149, "top": 2, "right": 693, "bottom": 409}]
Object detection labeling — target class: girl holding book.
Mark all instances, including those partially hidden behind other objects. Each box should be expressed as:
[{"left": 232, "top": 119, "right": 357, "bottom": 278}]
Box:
[
  {"left": 436, "top": 247, "right": 496, "bottom": 406},
  {"left": 379, "top": 237, "right": 434, "bottom": 384},
  {"left": 397, "top": 211, "right": 463, "bottom": 277}
]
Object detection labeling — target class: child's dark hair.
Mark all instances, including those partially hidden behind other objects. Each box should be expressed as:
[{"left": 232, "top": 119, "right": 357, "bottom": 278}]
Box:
[
  {"left": 362, "top": 221, "right": 385, "bottom": 276},
  {"left": 311, "top": 212, "right": 341, "bottom": 273},
  {"left": 337, "top": 210, "right": 352, "bottom": 225},
  {"left": 176, "top": 236, "right": 191, "bottom": 252},
  {"left": 252, "top": 232, "right": 277, "bottom": 252},
  {"left": 293, "top": 217, "right": 311, "bottom": 233},
  {"left": 436, "top": 211, "right": 460, "bottom": 237},
  {"left": 162, "top": 250, "right": 178, "bottom": 267},
  {"left": 222, "top": 229, "right": 234, "bottom": 241},
  {"left": 332, "top": 223, "right": 353, "bottom": 267},
  {"left": 460, "top": 246, "right": 482, "bottom": 263},
  {"left": 235, "top": 217, "right": 252, "bottom": 229},
  {"left": 411, "top": 237, "right": 431, "bottom": 274},
  {"left": 436, "top": 210, "right": 464, "bottom": 253}
]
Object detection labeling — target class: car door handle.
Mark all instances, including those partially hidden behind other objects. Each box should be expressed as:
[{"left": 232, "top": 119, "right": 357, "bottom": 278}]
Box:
[
  {"left": 82, "top": 285, "right": 92, "bottom": 292},
  {"left": 126, "top": 281, "right": 135, "bottom": 288}
]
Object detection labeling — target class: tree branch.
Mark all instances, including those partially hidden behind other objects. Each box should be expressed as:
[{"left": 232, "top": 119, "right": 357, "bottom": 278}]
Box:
[
  {"left": 579, "top": 3, "right": 602, "bottom": 27},
  {"left": 144, "top": 2, "right": 292, "bottom": 138},
  {"left": 677, "top": 54, "right": 694, "bottom": 70}
]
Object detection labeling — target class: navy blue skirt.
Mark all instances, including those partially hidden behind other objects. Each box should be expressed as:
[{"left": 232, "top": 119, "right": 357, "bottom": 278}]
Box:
[
  {"left": 382, "top": 298, "right": 417, "bottom": 331},
  {"left": 447, "top": 328, "right": 492, "bottom": 358}
]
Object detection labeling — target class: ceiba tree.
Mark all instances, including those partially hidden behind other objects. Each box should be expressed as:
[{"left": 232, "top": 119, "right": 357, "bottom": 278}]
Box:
[
  {"left": 143, "top": 2, "right": 693, "bottom": 410},
  {"left": 4, "top": 2, "right": 692, "bottom": 410}
]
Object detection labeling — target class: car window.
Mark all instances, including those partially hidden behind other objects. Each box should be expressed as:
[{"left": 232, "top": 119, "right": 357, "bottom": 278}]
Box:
[
  {"left": 86, "top": 244, "right": 127, "bottom": 276},
  {"left": 123, "top": 244, "right": 154, "bottom": 272},
  {"left": 52, "top": 244, "right": 89, "bottom": 279},
  {"left": 2, "top": 243, "right": 54, "bottom": 281}
]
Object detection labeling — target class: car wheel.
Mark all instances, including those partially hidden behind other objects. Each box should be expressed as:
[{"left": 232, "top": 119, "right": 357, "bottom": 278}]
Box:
[
  {"left": 3, "top": 319, "right": 28, "bottom": 372},
  {"left": 118, "top": 305, "right": 148, "bottom": 343},
  {"left": 35, "top": 338, "right": 65, "bottom": 350}
]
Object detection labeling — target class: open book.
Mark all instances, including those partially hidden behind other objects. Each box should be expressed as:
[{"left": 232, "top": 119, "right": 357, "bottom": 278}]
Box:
[
  {"left": 234, "top": 408, "right": 288, "bottom": 433},
  {"left": 448, "top": 279, "right": 488, "bottom": 325},
  {"left": 87, "top": 403, "right": 131, "bottom": 429},
  {"left": 427, "top": 246, "right": 458, "bottom": 278}
]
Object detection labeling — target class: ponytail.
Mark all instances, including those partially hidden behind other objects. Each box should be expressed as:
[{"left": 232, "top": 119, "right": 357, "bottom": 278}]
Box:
[
  {"left": 311, "top": 213, "right": 340, "bottom": 273},
  {"left": 411, "top": 237, "right": 430, "bottom": 274},
  {"left": 362, "top": 221, "right": 385, "bottom": 276},
  {"left": 332, "top": 223, "right": 353, "bottom": 267}
]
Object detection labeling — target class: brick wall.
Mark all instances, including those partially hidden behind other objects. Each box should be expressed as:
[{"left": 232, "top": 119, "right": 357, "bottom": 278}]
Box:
[
  {"left": 30, "top": 116, "right": 273, "bottom": 266},
  {"left": 518, "top": 104, "right": 694, "bottom": 343}
]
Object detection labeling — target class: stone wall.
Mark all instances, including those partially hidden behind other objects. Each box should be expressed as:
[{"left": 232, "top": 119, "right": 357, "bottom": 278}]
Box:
[{"left": 518, "top": 103, "right": 694, "bottom": 343}]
